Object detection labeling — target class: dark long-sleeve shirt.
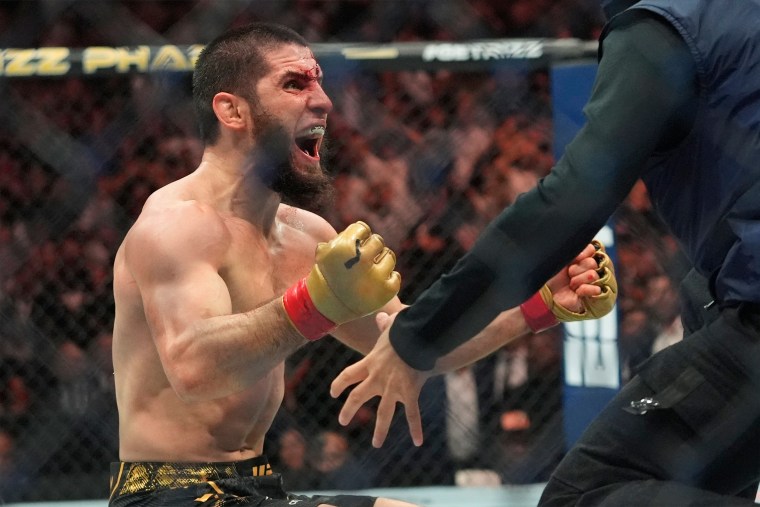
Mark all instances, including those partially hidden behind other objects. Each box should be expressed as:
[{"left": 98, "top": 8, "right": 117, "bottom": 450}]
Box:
[{"left": 390, "top": 13, "right": 699, "bottom": 370}]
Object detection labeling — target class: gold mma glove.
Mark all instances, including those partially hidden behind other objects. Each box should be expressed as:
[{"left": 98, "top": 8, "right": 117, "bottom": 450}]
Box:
[
  {"left": 283, "top": 221, "right": 401, "bottom": 340},
  {"left": 521, "top": 240, "right": 618, "bottom": 332}
]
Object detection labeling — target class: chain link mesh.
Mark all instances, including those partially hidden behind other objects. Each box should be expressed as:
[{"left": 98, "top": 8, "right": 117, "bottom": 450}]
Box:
[{"left": 0, "top": 3, "right": 684, "bottom": 503}]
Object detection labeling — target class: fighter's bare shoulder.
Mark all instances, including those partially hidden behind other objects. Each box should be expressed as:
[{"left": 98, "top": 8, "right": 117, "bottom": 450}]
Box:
[
  {"left": 125, "top": 194, "right": 231, "bottom": 273},
  {"left": 277, "top": 203, "right": 337, "bottom": 244}
]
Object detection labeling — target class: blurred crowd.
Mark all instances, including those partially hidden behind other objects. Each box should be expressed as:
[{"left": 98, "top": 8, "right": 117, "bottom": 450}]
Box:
[{"left": 0, "top": 0, "right": 687, "bottom": 502}]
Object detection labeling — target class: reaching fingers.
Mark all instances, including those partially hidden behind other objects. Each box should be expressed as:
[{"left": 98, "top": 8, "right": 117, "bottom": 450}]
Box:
[
  {"left": 405, "top": 401, "right": 424, "bottom": 447},
  {"left": 337, "top": 378, "right": 375, "bottom": 427},
  {"left": 373, "top": 394, "right": 398, "bottom": 448},
  {"left": 330, "top": 361, "right": 366, "bottom": 399}
]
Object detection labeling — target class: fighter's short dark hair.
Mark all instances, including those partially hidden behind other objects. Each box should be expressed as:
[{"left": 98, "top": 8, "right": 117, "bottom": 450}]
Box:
[{"left": 192, "top": 22, "right": 309, "bottom": 145}]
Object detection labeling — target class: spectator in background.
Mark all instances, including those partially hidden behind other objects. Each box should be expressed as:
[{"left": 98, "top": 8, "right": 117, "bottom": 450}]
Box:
[
  {"left": 313, "top": 430, "right": 374, "bottom": 491},
  {"left": 333, "top": 0, "right": 760, "bottom": 504},
  {"left": 52, "top": 340, "right": 95, "bottom": 421},
  {"left": 0, "top": 428, "right": 30, "bottom": 503},
  {"left": 0, "top": 283, "right": 38, "bottom": 370},
  {"left": 456, "top": 328, "right": 565, "bottom": 486},
  {"left": 618, "top": 308, "right": 656, "bottom": 384},
  {"left": 33, "top": 340, "right": 101, "bottom": 481},
  {"left": 443, "top": 366, "right": 483, "bottom": 473},
  {"left": 407, "top": 114, "right": 454, "bottom": 198},
  {"left": 0, "top": 0, "right": 664, "bottom": 500},
  {"left": 646, "top": 274, "right": 682, "bottom": 355},
  {"left": 448, "top": 90, "right": 496, "bottom": 193},
  {"left": 479, "top": 339, "right": 531, "bottom": 443},
  {"left": 276, "top": 427, "right": 320, "bottom": 492},
  {"left": 360, "top": 132, "right": 423, "bottom": 252},
  {"left": 498, "top": 329, "right": 565, "bottom": 484},
  {"left": 86, "top": 331, "right": 119, "bottom": 452},
  {"left": 0, "top": 363, "right": 31, "bottom": 432}
]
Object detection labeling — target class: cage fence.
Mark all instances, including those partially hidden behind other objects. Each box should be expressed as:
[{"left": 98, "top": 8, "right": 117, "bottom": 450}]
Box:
[{"left": 0, "top": 33, "right": 684, "bottom": 502}]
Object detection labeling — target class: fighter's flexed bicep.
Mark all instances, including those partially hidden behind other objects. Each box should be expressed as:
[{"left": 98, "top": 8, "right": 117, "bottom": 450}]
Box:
[
  {"left": 127, "top": 203, "right": 233, "bottom": 344},
  {"left": 124, "top": 203, "right": 236, "bottom": 393},
  {"left": 124, "top": 201, "right": 303, "bottom": 402}
]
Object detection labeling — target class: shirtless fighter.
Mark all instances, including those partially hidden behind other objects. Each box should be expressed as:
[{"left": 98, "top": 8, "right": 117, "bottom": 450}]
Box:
[{"left": 108, "top": 22, "right": 617, "bottom": 507}]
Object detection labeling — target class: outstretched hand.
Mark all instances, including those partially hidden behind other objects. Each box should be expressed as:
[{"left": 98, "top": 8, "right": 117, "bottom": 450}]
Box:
[
  {"left": 330, "top": 311, "right": 431, "bottom": 448},
  {"left": 331, "top": 242, "right": 615, "bottom": 448}
]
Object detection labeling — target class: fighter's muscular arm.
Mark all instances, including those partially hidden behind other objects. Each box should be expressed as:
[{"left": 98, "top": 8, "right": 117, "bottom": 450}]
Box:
[
  {"left": 389, "top": 15, "right": 696, "bottom": 370},
  {"left": 428, "top": 241, "right": 601, "bottom": 371},
  {"left": 334, "top": 239, "right": 610, "bottom": 360},
  {"left": 332, "top": 242, "right": 616, "bottom": 446},
  {"left": 334, "top": 300, "right": 524, "bottom": 363},
  {"left": 126, "top": 202, "right": 305, "bottom": 402},
  {"left": 333, "top": 15, "right": 693, "bottom": 447}
]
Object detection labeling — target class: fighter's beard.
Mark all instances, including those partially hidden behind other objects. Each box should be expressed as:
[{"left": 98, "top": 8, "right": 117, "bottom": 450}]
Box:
[{"left": 249, "top": 111, "right": 335, "bottom": 214}]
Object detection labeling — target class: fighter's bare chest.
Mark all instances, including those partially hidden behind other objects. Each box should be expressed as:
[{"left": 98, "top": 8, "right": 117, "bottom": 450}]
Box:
[{"left": 219, "top": 218, "right": 316, "bottom": 312}]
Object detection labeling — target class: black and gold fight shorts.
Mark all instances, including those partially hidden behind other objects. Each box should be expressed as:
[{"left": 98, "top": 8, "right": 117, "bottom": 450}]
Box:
[{"left": 108, "top": 455, "right": 376, "bottom": 507}]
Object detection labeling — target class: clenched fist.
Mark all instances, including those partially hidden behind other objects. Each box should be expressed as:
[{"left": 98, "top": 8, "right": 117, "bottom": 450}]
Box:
[
  {"left": 283, "top": 221, "right": 401, "bottom": 340},
  {"left": 521, "top": 240, "right": 618, "bottom": 332},
  {"left": 308, "top": 221, "right": 401, "bottom": 324}
]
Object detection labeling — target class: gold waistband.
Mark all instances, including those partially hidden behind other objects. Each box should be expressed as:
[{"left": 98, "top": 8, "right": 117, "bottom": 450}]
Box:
[{"left": 109, "top": 456, "right": 273, "bottom": 498}]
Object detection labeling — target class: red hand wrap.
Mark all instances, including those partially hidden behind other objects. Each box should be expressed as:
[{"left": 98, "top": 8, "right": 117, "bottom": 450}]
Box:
[
  {"left": 282, "top": 278, "right": 336, "bottom": 341},
  {"left": 520, "top": 290, "right": 558, "bottom": 333}
]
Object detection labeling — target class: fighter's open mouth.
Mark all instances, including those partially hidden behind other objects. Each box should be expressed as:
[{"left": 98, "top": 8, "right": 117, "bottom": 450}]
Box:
[
  {"left": 296, "top": 137, "right": 319, "bottom": 157},
  {"left": 295, "top": 126, "right": 324, "bottom": 158}
]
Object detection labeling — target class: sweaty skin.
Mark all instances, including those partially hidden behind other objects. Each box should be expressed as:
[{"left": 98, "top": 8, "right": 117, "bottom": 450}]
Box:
[
  {"left": 114, "top": 198, "right": 333, "bottom": 461},
  {"left": 110, "top": 44, "right": 391, "bottom": 464},
  {"left": 110, "top": 37, "right": 408, "bottom": 507}
]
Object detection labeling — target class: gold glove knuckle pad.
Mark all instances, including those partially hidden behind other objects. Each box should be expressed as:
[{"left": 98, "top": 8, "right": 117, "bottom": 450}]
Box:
[
  {"left": 307, "top": 222, "right": 401, "bottom": 324},
  {"left": 593, "top": 267, "right": 612, "bottom": 286}
]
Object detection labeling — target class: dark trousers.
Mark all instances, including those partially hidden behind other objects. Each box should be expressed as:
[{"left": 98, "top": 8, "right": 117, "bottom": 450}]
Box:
[{"left": 539, "top": 302, "right": 760, "bottom": 506}]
